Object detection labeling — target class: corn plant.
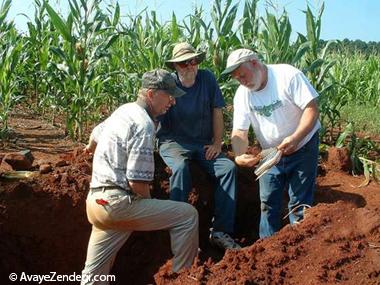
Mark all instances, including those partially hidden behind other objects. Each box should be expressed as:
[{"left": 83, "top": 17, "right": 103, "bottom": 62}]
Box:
[
  {"left": 336, "top": 122, "right": 380, "bottom": 175},
  {"left": 18, "top": 0, "right": 58, "bottom": 115},
  {"left": 357, "top": 157, "right": 380, "bottom": 187},
  {"left": 292, "top": 4, "right": 338, "bottom": 143},
  {"left": 299, "top": 4, "right": 336, "bottom": 90},
  {"left": 102, "top": 8, "right": 183, "bottom": 108},
  {"left": 239, "top": 0, "right": 260, "bottom": 48},
  {"left": 45, "top": 0, "right": 119, "bottom": 140},
  {"left": 331, "top": 51, "right": 380, "bottom": 106},
  {"left": 259, "top": 10, "right": 293, "bottom": 63},
  {"left": 182, "top": 6, "right": 204, "bottom": 49},
  {"left": 0, "top": 0, "right": 24, "bottom": 137},
  {"left": 208, "top": 0, "right": 241, "bottom": 75}
]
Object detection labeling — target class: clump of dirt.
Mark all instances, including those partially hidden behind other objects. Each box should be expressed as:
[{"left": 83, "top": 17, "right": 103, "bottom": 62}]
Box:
[
  {"left": 33, "top": 148, "right": 92, "bottom": 205},
  {"left": 325, "top": 146, "right": 352, "bottom": 172}
]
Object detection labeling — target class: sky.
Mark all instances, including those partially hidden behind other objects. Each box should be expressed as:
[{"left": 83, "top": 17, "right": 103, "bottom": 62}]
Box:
[{"left": 5, "top": 0, "right": 380, "bottom": 42}]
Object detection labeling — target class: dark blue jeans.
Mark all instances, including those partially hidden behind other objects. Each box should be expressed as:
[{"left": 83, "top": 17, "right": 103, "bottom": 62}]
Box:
[
  {"left": 259, "top": 132, "right": 319, "bottom": 238},
  {"left": 159, "top": 141, "right": 237, "bottom": 234}
]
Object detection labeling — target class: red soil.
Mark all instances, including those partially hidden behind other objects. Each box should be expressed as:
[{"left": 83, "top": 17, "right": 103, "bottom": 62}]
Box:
[{"left": 0, "top": 108, "right": 379, "bottom": 285}]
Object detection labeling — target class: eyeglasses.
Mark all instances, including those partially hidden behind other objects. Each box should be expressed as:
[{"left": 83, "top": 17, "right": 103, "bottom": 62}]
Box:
[{"left": 176, "top": 58, "right": 198, "bottom": 68}]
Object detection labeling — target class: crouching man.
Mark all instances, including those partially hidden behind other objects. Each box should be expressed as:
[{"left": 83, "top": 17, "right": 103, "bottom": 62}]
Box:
[{"left": 81, "top": 69, "right": 199, "bottom": 284}]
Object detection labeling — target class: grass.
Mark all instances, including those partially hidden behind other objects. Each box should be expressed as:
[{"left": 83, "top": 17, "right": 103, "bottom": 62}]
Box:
[{"left": 340, "top": 103, "right": 380, "bottom": 136}]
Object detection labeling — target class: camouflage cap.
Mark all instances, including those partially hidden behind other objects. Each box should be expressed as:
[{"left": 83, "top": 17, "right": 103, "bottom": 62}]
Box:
[{"left": 142, "top": 69, "right": 185, "bottom": 98}]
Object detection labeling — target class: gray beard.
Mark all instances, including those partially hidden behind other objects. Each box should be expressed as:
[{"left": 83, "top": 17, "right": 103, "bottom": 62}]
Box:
[{"left": 178, "top": 70, "right": 197, "bottom": 87}]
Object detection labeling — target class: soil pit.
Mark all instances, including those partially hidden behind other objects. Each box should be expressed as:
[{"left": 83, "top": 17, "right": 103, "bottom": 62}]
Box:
[{"left": 0, "top": 109, "right": 379, "bottom": 285}]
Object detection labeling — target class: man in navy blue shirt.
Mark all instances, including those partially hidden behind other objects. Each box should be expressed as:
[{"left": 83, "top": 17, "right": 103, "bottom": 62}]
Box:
[{"left": 157, "top": 42, "right": 240, "bottom": 250}]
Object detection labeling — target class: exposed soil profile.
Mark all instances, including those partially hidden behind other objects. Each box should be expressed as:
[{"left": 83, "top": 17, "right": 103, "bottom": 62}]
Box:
[{"left": 0, "top": 109, "right": 379, "bottom": 285}]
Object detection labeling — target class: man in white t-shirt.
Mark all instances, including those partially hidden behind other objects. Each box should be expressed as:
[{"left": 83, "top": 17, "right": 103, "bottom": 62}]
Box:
[{"left": 222, "top": 49, "right": 320, "bottom": 238}]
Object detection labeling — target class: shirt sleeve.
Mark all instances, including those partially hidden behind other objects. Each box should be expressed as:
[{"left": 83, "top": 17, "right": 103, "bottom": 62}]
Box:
[
  {"left": 289, "top": 72, "right": 319, "bottom": 109},
  {"left": 126, "top": 127, "right": 155, "bottom": 182},
  {"left": 90, "top": 121, "right": 106, "bottom": 143},
  {"left": 232, "top": 87, "right": 251, "bottom": 131}
]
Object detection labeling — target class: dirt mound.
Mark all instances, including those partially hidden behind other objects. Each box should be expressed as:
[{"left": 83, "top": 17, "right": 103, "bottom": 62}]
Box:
[
  {"left": 155, "top": 199, "right": 380, "bottom": 284},
  {"left": 325, "top": 147, "right": 352, "bottom": 172}
]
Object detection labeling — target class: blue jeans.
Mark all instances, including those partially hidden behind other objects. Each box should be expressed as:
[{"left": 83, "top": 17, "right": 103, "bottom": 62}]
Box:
[
  {"left": 159, "top": 141, "right": 237, "bottom": 234},
  {"left": 259, "top": 132, "right": 319, "bottom": 238}
]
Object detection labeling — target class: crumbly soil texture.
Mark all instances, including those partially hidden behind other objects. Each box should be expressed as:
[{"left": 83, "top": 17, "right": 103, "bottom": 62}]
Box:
[{"left": 0, "top": 107, "right": 379, "bottom": 285}]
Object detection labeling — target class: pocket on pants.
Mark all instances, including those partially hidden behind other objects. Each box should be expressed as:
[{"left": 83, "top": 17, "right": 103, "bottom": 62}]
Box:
[{"left": 88, "top": 193, "right": 129, "bottom": 220}]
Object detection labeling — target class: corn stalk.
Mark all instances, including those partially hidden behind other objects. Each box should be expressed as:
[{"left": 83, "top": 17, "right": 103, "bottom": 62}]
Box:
[
  {"left": 45, "top": 0, "right": 119, "bottom": 140},
  {"left": 20, "top": 0, "right": 59, "bottom": 116},
  {"left": 295, "top": 4, "right": 338, "bottom": 143},
  {"left": 0, "top": 0, "right": 24, "bottom": 137}
]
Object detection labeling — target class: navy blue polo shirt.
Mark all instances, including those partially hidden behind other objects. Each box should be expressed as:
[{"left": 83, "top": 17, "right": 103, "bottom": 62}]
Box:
[{"left": 157, "top": 69, "right": 225, "bottom": 145}]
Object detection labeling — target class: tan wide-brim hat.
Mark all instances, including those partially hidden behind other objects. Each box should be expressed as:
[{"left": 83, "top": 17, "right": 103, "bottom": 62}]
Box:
[{"left": 165, "top": 42, "right": 205, "bottom": 69}]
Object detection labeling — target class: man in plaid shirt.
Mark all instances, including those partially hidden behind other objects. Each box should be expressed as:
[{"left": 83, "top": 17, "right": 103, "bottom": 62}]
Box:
[{"left": 81, "top": 69, "right": 199, "bottom": 284}]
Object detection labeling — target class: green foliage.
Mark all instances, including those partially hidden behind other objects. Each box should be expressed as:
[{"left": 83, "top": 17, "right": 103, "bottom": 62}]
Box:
[
  {"left": 331, "top": 51, "right": 380, "bottom": 106},
  {"left": 340, "top": 103, "right": 380, "bottom": 136},
  {"left": 357, "top": 157, "right": 380, "bottom": 187},
  {"left": 44, "top": 0, "right": 120, "bottom": 140},
  {"left": 0, "top": 0, "right": 24, "bottom": 137},
  {"left": 1, "top": 0, "right": 379, "bottom": 156},
  {"left": 259, "top": 10, "right": 293, "bottom": 63},
  {"left": 335, "top": 122, "right": 379, "bottom": 176},
  {"left": 324, "top": 38, "right": 380, "bottom": 56}
]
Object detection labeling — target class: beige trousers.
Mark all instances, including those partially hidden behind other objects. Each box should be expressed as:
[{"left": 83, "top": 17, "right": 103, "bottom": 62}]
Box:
[{"left": 81, "top": 188, "right": 199, "bottom": 285}]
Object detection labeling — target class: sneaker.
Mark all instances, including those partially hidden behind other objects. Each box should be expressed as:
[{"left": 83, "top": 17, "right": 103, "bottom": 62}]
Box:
[{"left": 209, "top": 231, "right": 241, "bottom": 250}]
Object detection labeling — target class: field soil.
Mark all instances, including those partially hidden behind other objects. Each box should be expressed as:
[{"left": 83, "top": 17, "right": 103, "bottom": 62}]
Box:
[{"left": 1, "top": 107, "right": 379, "bottom": 285}]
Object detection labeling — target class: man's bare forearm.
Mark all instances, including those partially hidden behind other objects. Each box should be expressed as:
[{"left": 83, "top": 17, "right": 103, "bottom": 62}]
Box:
[
  {"left": 231, "top": 129, "right": 249, "bottom": 156},
  {"left": 213, "top": 108, "right": 224, "bottom": 145}
]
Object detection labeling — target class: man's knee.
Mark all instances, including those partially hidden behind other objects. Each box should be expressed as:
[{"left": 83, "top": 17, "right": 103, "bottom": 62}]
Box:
[
  {"left": 218, "top": 159, "right": 237, "bottom": 176},
  {"left": 172, "top": 159, "right": 190, "bottom": 174},
  {"left": 181, "top": 203, "right": 199, "bottom": 225}
]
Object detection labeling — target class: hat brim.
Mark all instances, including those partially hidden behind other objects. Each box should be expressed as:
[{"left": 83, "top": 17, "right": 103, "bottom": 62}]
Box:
[
  {"left": 221, "top": 54, "right": 257, "bottom": 75},
  {"left": 165, "top": 86, "right": 186, "bottom": 98},
  {"left": 221, "top": 63, "right": 242, "bottom": 75},
  {"left": 165, "top": 52, "right": 205, "bottom": 69}
]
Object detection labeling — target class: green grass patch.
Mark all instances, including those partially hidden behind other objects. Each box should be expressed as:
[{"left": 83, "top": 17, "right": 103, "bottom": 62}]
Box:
[{"left": 340, "top": 103, "right": 380, "bottom": 136}]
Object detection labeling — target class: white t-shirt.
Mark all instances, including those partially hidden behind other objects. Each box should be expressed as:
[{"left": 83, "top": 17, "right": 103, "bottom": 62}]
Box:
[{"left": 233, "top": 64, "right": 320, "bottom": 150}]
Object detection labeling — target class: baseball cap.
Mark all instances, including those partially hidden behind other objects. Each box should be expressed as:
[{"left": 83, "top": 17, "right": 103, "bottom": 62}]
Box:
[
  {"left": 142, "top": 69, "right": 185, "bottom": 98},
  {"left": 221, "top": 48, "right": 258, "bottom": 75}
]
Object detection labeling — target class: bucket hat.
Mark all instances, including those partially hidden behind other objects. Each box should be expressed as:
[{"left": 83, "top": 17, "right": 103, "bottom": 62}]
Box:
[{"left": 165, "top": 42, "right": 205, "bottom": 69}]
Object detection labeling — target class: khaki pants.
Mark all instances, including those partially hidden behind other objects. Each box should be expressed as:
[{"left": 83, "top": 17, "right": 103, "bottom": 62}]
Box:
[{"left": 81, "top": 188, "right": 199, "bottom": 285}]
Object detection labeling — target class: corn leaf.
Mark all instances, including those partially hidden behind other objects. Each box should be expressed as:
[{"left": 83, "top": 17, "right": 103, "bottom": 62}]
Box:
[{"left": 46, "top": 3, "right": 72, "bottom": 43}]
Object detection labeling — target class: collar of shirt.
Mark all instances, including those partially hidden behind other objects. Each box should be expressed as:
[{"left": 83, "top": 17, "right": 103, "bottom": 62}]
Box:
[{"left": 135, "top": 97, "right": 155, "bottom": 122}]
